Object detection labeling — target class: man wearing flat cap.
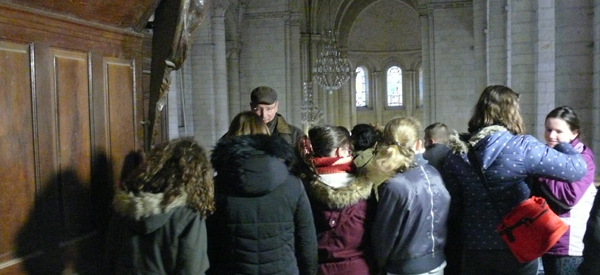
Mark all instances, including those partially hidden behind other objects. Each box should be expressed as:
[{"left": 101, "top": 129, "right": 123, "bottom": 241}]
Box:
[{"left": 250, "top": 86, "right": 304, "bottom": 146}]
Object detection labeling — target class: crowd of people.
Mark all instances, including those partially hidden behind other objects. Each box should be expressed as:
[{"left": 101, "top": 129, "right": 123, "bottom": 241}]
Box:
[{"left": 105, "top": 85, "right": 598, "bottom": 275}]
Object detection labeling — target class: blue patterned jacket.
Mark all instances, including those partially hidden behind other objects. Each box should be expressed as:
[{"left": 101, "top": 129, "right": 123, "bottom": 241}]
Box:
[{"left": 442, "top": 125, "right": 587, "bottom": 250}]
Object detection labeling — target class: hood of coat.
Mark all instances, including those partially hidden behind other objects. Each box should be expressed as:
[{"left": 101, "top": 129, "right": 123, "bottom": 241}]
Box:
[
  {"left": 112, "top": 189, "right": 188, "bottom": 234},
  {"left": 448, "top": 125, "right": 509, "bottom": 167},
  {"left": 306, "top": 174, "right": 372, "bottom": 209},
  {"left": 211, "top": 134, "right": 297, "bottom": 196}
]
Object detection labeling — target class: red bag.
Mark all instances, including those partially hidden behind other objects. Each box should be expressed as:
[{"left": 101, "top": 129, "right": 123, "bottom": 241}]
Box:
[{"left": 497, "top": 196, "right": 569, "bottom": 263}]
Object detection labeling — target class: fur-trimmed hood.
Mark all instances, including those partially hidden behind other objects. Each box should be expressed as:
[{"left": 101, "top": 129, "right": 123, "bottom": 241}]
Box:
[
  {"left": 447, "top": 125, "right": 508, "bottom": 154},
  {"left": 447, "top": 125, "right": 510, "bottom": 169},
  {"left": 112, "top": 189, "right": 188, "bottom": 234},
  {"left": 305, "top": 174, "right": 372, "bottom": 209},
  {"left": 211, "top": 134, "right": 297, "bottom": 196}
]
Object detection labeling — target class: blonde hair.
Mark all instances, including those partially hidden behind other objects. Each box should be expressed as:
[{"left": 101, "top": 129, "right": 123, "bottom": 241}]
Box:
[
  {"left": 368, "top": 117, "right": 421, "bottom": 176},
  {"left": 226, "top": 111, "right": 270, "bottom": 137}
]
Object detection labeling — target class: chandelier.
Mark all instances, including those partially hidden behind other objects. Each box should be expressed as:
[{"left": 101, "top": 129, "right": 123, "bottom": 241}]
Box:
[
  {"left": 300, "top": 82, "right": 323, "bottom": 127},
  {"left": 312, "top": 30, "right": 351, "bottom": 93}
]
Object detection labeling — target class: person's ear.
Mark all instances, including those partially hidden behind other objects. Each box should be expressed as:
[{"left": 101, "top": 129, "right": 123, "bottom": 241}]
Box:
[{"left": 414, "top": 139, "right": 423, "bottom": 153}]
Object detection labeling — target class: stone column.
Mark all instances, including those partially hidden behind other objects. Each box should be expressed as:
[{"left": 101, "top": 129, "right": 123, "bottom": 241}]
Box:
[
  {"left": 227, "top": 42, "right": 241, "bottom": 119},
  {"left": 404, "top": 70, "right": 415, "bottom": 116},
  {"left": 211, "top": 7, "right": 229, "bottom": 140}
]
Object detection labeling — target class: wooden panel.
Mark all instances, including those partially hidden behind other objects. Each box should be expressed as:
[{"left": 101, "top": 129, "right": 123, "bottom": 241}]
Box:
[
  {"left": 0, "top": 41, "right": 36, "bottom": 266},
  {"left": 2, "top": 0, "right": 160, "bottom": 31},
  {"left": 53, "top": 49, "right": 93, "bottom": 238},
  {"left": 106, "top": 58, "right": 136, "bottom": 183}
]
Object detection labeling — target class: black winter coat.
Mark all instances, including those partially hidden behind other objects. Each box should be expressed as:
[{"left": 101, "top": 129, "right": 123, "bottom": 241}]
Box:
[{"left": 208, "top": 134, "right": 318, "bottom": 275}]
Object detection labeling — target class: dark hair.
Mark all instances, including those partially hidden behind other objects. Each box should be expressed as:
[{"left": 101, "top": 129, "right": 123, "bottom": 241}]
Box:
[
  {"left": 296, "top": 125, "right": 351, "bottom": 182},
  {"left": 424, "top": 122, "right": 450, "bottom": 145},
  {"left": 546, "top": 106, "right": 581, "bottom": 136},
  {"left": 351, "top": 124, "right": 382, "bottom": 151},
  {"left": 121, "top": 138, "right": 215, "bottom": 218},
  {"left": 337, "top": 126, "right": 351, "bottom": 141},
  {"left": 468, "top": 85, "right": 524, "bottom": 134}
]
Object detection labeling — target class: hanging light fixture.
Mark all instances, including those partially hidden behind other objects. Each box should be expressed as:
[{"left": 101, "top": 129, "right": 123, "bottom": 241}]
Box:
[
  {"left": 301, "top": 81, "right": 324, "bottom": 126},
  {"left": 312, "top": 0, "right": 351, "bottom": 93}
]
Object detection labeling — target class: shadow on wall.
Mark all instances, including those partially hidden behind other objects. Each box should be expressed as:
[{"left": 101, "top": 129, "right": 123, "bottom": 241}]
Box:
[{"left": 13, "top": 150, "right": 143, "bottom": 274}]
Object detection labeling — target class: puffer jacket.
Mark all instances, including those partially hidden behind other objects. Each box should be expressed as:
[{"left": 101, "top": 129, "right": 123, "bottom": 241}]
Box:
[
  {"left": 106, "top": 190, "right": 210, "bottom": 274},
  {"left": 530, "top": 138, "right": 596, "bottom": 256},
  {"left": 371, "top": 154, "right": 450, "bottom": 274},
  {"left": 304, "top": 167, "right": 374, "bottom": 275},
  {"left": 442, "top": 125, "right": 588, "bottom": 250},
  {"left": 208, "top": 134, "right": 318, "bottom": 275}
]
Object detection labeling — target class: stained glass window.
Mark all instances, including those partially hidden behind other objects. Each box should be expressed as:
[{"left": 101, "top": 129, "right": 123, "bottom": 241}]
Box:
[
  {"left": 387, "top": 66, "right": 402, "bottom": 107},
  {"left": 356, "top": 67, "right": 367, "bottom": 107}
]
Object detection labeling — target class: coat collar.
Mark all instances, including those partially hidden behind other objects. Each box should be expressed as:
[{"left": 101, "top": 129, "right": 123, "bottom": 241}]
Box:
[
  {"left": 448, "top": 125, "right": 507, "bottom": 154},
  {"left": 305, "top": 174, "right": 372, "bottom": 209},
  {"left": 112, "top": 189, "right": 187, "bottom": 220}
]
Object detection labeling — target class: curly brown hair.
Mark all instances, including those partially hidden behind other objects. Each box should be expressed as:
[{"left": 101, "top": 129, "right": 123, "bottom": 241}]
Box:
[
  {"left": 121, "top": 138, "right": 215, "bottom": 218},
  {"left": 468, "top": 85, "right": 524, "bottom": 135}
]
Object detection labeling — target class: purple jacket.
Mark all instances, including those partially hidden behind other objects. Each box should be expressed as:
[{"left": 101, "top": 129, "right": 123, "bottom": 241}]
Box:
[{"left": 531, "top": 138, "right": 597, "bottom": 256}]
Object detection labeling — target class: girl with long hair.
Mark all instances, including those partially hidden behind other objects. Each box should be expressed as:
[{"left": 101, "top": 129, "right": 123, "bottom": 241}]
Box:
[
  {"left": 106, "top": 138, "right": 215, "bottom": 274},
  {"left": 443, "top": 85, "right": 588, "bottom": 275}
]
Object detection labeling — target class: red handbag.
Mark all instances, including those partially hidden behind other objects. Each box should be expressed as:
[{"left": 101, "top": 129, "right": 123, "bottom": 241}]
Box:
[
  {"left": 497, "top": 196, "right": 569, "bottom": 263},
  {"left": 468, "top": 150, "right": 569, "bottom": 263}
]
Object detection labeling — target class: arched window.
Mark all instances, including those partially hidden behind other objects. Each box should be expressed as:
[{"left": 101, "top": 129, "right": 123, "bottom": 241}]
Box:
[
  {"left": 387, "top": 66, "right": 402, "bottom": 107},
  {"left": 355, "top": 66, "right": 368, "bottom": 107}
]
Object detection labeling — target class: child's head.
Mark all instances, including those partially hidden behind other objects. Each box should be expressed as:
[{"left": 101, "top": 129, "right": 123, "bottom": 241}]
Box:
[
  {"left": 369, "top": 117, "right": 422, "bottom": 175},
  {"left": 424, "top": 122, "right": 450, "bottom": 147},
  {"left": 351, "top": 124, "right": 382, "bottom": 152},
  {"left": 544, "top": 106, "right": 580, "bottom": 147},
  {"left": 226, "top": 111, "right": 270, "bottom": 138},
  {"left": 122, "top": 138, "right": 215, "bottom": 218},
  {"left": 468, "top": 85, "right": 524, "bottom": 134},
  {"left": 307, "top": 125, "right": 352, "bottom": 158}
]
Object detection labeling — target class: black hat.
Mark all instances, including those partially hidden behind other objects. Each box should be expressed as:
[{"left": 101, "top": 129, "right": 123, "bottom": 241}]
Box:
[{"left": 250, "top": 86, "right": 278, "bottom": 105}]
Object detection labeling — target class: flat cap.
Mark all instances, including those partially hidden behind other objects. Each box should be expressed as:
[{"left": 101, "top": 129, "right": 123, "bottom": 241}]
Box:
[{"left": 250, "top": 86, "right": 278, "bottom": 105}]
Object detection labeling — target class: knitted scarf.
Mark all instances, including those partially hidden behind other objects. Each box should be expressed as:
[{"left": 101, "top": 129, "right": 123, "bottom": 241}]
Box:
[{"left": 312, "top": 156, "right": 353, "bottom": 174}]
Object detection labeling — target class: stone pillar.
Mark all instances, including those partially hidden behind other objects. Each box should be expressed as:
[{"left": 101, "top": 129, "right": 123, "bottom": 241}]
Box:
[
  {"left": 373, "top": 71, "right": 384, "bottom": 125},
  {"left": 419, "top": 7, "right": 433, "bottom": 126},
  {"left": 404, "top": 70, "right": 415, "bottom": 116},
  {"left": 534, "top": 0, "right": 555, "bottom": 139},
  {"left": 285, "top": 13, "right": 303, "bottom": 126},
  {"left": 227, "top": 42, "right": 241, "bottom": 119},
  {"left": 211, "top": 8, "right": 229, "bottom": 141}
]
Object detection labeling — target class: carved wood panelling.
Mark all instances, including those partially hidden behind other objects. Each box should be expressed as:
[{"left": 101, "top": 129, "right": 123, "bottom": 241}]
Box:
[
  {"left": 53, "top": 49, "right": 94, "bottom": 239},
  {"left": 106, "top": 58, "right": 137, "bottom": 183},
  {"left": 0, "top": 41, "right": 36, "bottom": 265},
  {"left": 0, "top": 2, "right": 144, "bottom": 274}
]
